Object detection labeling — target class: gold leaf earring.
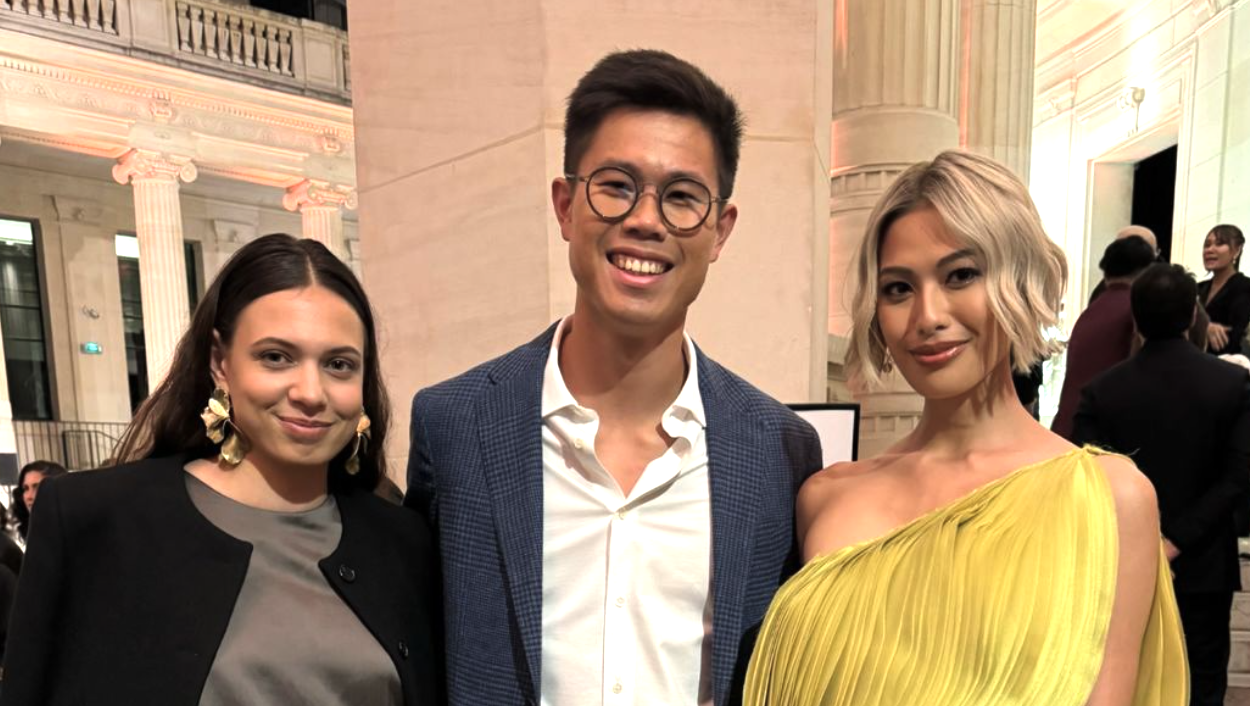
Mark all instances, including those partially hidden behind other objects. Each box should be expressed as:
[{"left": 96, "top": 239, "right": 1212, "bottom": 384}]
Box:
[
  {"left": 201, "top": 387, "right": 249, "bottom": 466},
  {"left": 345, "top": 412, "right": 371, "bottom": 475}
]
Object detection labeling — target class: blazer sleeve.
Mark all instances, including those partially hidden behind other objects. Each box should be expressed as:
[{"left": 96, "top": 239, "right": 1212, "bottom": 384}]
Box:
[
  {"left": 404, "top": 390, "right": 439, "bottom": 528},
  {"left": 1168, "top": 373, "right": 1250, "bottom": 550},
  {"left": 1, "top": 477, "right": 69, "bottom": 705},
  {"left": 1069, "top": 382, "right": 1104, "bottom": 449}
]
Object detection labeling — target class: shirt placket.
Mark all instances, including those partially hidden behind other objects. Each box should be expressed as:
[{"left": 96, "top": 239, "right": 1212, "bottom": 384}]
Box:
[{"left": 602, "top": 496, "right": 635, "bottom": 704}]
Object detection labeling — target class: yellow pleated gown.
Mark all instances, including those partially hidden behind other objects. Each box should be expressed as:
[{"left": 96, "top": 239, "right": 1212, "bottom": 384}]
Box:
[{"left": 743, "top": 447, "right": 1188, "bottom": 705}]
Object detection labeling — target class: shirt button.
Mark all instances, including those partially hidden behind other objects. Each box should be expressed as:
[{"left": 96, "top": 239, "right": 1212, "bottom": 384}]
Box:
[
  {"left": 612, "top": 682, "right": 623, "bottom": 694},
  {"left": 398, "top": 640, "right": 409, "bottom": 659},
  {"left": 573, "top": 438, "right": 584, "bottom": 450},
  {"left": 338, "top": 564, "right": 356, "bottom": 583},
  {"left": 616, "top": 510, "right": 627, "bottom": 520},
  {"left": 614, "top": 596, "right": 625, "bottom": 607}
]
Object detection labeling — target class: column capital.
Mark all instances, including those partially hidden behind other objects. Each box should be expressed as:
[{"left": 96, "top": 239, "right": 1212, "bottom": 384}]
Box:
[
  {"left": 112, "top": 149, "right": 198, "bottom": 186},
  {"left": 282, "top": 179, "right": 358, "bottom": 213}
]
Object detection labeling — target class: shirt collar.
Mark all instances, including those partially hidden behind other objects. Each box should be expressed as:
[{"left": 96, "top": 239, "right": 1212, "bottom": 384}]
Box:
[{"left": 541, "top": 317, "right": 706, "bottom": 428}]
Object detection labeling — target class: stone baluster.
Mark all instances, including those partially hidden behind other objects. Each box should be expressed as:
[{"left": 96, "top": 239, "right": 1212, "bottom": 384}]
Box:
[
  {"left": 283, "top": 179, "right": 355, "bottom": 258},
  {"left": 100, "top": 0, "right": 112, "bottom": 32},
  {"left": 112, "top": 149, "right": 198, "bottom": 392},
  {"left": 177, "top": 2, "right": 191, "bottom": 51}
]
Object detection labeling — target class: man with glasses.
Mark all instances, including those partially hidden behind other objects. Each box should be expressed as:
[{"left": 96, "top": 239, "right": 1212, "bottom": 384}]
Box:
[{"left": 406, "top": 49, "right": 823, "bottom": 706}]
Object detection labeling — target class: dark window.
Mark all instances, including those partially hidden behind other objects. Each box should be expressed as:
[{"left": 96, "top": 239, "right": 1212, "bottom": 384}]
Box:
[
  {"left": 117, "top": 236, "right": 202, "bottom": 412},
  {"left": 0, "top": 218, "right": 54, "bottom": 420},
  {"left": 249, "top": 0, "right": 346, "bottom": 30}
]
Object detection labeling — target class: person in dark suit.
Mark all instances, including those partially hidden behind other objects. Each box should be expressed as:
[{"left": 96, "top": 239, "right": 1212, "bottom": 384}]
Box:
[
  {"left": 1073, "top": 263, "right": 1250, "bottom": 706},
  {"left": 406, "top": 50, "right": 823, "bottom": 706},
  {"left": 1198, "top": 224, "right": 1249, "bottom": 356},
  {"left": 1, "top": 235, "right": 440, "bottom": 706}
]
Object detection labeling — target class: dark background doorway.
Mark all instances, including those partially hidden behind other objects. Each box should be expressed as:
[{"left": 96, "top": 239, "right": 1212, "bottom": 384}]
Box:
[{"left": 1131, "top": 145, "right": 1177, "bottom": 261}]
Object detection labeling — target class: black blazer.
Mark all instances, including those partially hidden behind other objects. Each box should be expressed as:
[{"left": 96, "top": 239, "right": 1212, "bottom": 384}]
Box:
[
  {"left": 1199, "top": 271, "right": 1250, "bottom": 356},
  {"left": 1072, "top": 338, "right": 1250, "bottom": 593},
  {"left": 0, "top": 453, "right": 441, "bottom": 706}
]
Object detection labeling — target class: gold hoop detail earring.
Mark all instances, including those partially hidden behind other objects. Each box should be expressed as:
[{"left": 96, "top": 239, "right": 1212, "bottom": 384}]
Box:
[
  {"left": 881, "top": 350, "right": 895, "bottom": 374},
  {"left": 345, "top": 412, "right": 372, "bottom": 476},
  {"left": 201, "top": 387, "right": 249, "bottom": 466}
]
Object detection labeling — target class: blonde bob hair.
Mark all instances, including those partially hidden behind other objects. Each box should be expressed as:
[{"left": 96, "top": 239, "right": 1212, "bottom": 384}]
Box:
[{"left": 845, "top": 150, "right": 1067, "bottom": 390}]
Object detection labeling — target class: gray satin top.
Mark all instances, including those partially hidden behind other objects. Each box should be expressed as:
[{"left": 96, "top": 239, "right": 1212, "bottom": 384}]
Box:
[{"left": 186, "top": 473, "right": 402, "bottom": 706}]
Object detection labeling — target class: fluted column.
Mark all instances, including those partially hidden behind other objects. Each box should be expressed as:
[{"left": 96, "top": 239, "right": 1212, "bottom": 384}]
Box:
[
  {"left": 828, "top": 0, "right": 963, "bottom": 457},
  {"left": 0, "top": 133, "right": 12, "bottom": 484},
  {"left": 113, "top": 149, "right": 197, "bottom": 392},
  {"left": 283, "top": 179, "right": 356, "bottom": 257},
  {"left": 961, "top": 0, "right": 1037, "bottom": 178}
]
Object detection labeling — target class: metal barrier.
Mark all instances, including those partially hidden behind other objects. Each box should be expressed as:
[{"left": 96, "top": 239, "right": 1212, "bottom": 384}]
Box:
[{"left": 12, "top": 420, "right": 129, "bottom": 472}]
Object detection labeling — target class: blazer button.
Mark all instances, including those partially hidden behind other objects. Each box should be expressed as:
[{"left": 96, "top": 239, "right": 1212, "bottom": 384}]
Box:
[
  {"left": 338, "top": 564, "right": 356, "bottom": 582},
  {"left": 398, "top": 640, "right": 409, "bottom": 659}
]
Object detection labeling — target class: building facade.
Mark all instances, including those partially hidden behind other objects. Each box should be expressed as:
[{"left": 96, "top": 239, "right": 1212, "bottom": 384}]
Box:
[{"left": 0, "top": 0, "right": 359, "bottom": 476}]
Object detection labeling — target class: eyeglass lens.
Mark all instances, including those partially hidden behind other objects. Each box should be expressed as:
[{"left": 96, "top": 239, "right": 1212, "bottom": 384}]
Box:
[{"left": 585, "top": 167, "right": 713, "bottom": 231}]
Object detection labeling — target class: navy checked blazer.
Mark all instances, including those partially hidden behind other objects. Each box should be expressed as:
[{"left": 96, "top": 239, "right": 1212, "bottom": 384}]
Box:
[{"left": 405, "top": 324, "right": 823, "bottom": 706}]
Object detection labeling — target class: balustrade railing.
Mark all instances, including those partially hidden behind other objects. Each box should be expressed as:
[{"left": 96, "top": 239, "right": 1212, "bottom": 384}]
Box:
[
  {"left": 1, "top": 0, "right": 116, "bottom": 33},
  {"left": 1, "top": 0, "right": 350, "bottom": 103},
  {"left": 12, "top": 419, "right": 130, "bottom": 472},
  {"left": 175, "top": 0, "right": 295, "bottom": 77}
]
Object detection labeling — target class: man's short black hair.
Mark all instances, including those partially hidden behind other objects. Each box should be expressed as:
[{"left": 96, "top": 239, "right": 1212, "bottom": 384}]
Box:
[
  {"left": 1131, "top": 263, "right": 1199, "bottom": 340},
  {"left": 563, "top": 49, "right": 745, "bottom": 199},
  {"left": 1100, "top": 235, "right": 1156, "bottom": 279}
]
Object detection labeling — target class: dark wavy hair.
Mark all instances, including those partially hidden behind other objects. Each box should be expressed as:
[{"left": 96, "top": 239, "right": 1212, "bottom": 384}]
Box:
[
  {"left": 112, "top": 234, "right": 389, "bottom": 494},
  {"left": 14, "top": 460, "right": 67, "bottom": 539}
]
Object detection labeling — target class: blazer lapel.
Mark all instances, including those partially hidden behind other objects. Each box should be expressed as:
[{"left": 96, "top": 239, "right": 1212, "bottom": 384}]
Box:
[
  {"left": 476, "top": 331, "right": 551, "bottom": 699},
  {"left": 700, "top": 355, "right": 768, "bottom": 702}
]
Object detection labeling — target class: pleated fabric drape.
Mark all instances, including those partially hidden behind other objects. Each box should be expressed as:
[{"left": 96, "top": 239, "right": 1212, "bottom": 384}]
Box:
[{"left": 744, "top": 447, "right": 1188, "bottom": 705}]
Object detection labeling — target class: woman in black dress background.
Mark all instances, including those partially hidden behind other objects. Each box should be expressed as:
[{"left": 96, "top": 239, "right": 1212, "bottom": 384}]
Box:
[{"left": 1199, "top": 224, "right": 1250, "bottom": 356}]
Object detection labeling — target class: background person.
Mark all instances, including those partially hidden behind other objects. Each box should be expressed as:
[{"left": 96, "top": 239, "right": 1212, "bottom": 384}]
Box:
[
  {"left": 12, "top": 461, "right": 66, "bottom": 543},
  {"left": 1, "top": 234, "right": 440, "bottom": 706},
  {"left": 744, "top": 150, "right": 1186, "bottom": 706},
  {"left": 1051, "top": 235, "right": 1156, "bottom": 440},
  {"left": 1198, "top": 224, "right": 1249, "bottom": 356},
  {"left": 1073, "top": 263, "right": 1250, "bottom": 706}
]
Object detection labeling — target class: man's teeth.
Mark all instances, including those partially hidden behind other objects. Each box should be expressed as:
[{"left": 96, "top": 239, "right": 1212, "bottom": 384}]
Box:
[{"left": 612, "top": 255, "right": 666, "bottom": 275}]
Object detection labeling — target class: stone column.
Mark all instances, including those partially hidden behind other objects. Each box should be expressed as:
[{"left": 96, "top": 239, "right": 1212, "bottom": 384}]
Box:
[
  {"left": 283, "top": 179, "right": 356, "bottom": 257},
  {"left": 827, "top": 0, "right": 963, "bottom": 457},
  {"left": 113, "top": 148, "right": 197, "bottom": 392},
  {"left": 0, "top": 133, "right": 11, "bottom": 484},
  {"left": 961, "top": 0, "right": 1037, "bottom": 178}
]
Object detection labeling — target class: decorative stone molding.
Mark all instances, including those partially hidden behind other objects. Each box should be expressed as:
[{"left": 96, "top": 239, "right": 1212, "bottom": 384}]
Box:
[
  {"left": 52, "top": 195, "right": 105, "bottom": 224},
  {"left": 0, "top": 30, "right": 355, "bottom": 188},
  {"left": 1, "top": 0, "right": 348, "bottom": 102},
  {"left": 112, "top": 148, "right": 198, "bottom": 185},
  {"left": 282, "top": 178, "right": 356, "bottom": 212}
]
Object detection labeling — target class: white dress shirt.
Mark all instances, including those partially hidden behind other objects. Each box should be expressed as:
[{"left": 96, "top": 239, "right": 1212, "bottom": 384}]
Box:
[{"left": 540, "top": 317, "right": 713, "bottom": 706}]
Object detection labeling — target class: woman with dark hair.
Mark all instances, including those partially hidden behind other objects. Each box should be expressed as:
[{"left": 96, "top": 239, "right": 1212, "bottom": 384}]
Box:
[
  {"left": 2, "top": 234, "right": 439, "bottom": 706},
  {"left": 1199, "top": 224, "right": 1250, "bottom": 356},
  {"left": 12, "top": 460, "right": 67, "bottom": 542}
]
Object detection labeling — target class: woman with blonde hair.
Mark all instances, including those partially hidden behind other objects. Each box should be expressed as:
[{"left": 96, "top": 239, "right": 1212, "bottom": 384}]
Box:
[{"left": 744, "top": 150, "right": 1187, "bottom": 705}]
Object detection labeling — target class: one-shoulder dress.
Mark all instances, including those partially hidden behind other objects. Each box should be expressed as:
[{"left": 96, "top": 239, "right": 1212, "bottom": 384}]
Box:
[{"left": 743, "top": 447, "right": 1188, "bottom": 705}]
